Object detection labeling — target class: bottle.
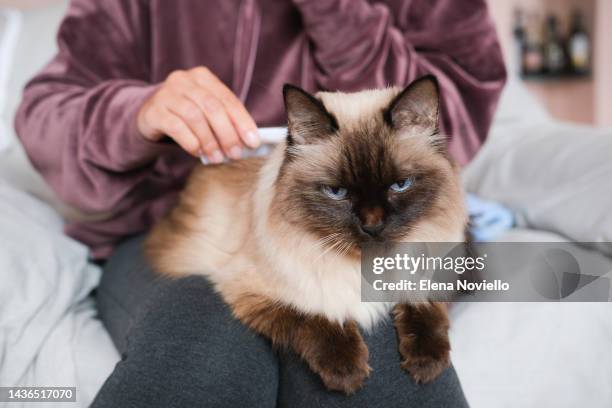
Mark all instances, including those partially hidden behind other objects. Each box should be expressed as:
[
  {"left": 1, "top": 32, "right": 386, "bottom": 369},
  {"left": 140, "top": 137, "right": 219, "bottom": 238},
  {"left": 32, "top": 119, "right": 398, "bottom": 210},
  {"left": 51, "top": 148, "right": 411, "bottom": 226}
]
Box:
[
  {"left": 521, "top": 13, "right": 544, "bottom": 76},
  {"left": 568, "top": 10, "right": 590, "bottom": 74},
  {"left": 512, "top": 9, "right": 526, "bottom": 76},
  {"left": 543, "top": 15, "right": 566, "bottom": 75}
]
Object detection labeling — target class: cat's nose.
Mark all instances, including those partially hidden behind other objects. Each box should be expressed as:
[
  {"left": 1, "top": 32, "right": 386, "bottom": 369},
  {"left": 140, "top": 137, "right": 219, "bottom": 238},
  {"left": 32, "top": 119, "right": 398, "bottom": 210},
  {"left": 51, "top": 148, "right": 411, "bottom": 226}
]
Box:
[
  {"left": 359, "top": 206, "right": 385, "bottom": 237},
  {"left": 360, "top": 222, "right": 385, "bottom": 237}
]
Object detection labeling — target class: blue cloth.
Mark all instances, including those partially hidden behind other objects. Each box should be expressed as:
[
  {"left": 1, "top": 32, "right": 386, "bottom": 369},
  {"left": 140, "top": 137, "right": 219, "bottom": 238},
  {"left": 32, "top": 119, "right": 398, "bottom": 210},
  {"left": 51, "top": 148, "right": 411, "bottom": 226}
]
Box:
[{"left": 466, "top": 194, "right": 515, "bottom": 242}]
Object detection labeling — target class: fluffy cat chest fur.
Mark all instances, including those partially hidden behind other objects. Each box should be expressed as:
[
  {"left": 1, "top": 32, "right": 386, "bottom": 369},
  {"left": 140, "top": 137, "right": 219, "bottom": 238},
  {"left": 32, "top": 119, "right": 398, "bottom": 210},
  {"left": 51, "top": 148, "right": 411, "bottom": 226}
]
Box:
[
  {"left": 252, "top": 214, "right": 394, "bottom": 330},
  {"left": 247, "top": 238, "right": 393, "bottom": 330}
]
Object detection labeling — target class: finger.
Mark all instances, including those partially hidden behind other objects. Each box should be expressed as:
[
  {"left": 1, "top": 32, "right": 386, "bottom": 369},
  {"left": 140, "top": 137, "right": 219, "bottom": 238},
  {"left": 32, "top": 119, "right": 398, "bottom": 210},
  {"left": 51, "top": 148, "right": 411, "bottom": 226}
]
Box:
[
  {"left": 165, "top": 69, "right": 194, "bottom": 87},
  {"left": 155, "top": 109, "right": 202, "bottom": 157},
  {"left": 185, "top": 89, "right": 243, "bottom": 160},
  {"left": 168, "top": 97, "right": 224, "bottom": 164},
  {"left": 222, "top": 95, "right": 260, "bottom": 148},
  {"left": 190, "top": 67, "right": 260, "bottom": 148}
]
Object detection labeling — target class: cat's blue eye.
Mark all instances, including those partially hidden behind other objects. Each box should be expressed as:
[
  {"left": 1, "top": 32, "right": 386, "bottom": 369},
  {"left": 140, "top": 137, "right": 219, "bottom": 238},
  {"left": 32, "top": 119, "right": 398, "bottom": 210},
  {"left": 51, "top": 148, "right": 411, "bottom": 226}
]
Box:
[
  {"left": 390, "top": 179, "right": 413, "bottom": 193},
  {"left": 322, "top": 185, "right": 348, "bottom": 200}
]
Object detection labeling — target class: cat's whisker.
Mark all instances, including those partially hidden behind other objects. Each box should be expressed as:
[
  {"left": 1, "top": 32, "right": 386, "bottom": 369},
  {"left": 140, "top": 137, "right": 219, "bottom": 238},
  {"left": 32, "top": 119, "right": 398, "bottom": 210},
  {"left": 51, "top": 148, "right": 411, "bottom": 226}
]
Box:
[
  {"left": 315, "top": 233, "right": 342, "bottom": 251},
  {"left": 316, "top": 238, "right": 343, "bottom": 261},
  {"left": 316, "top": 233, "right": 340, "bottom": 245},
  {"left": 339, "top": 241, "right": 354, "bottom": 257},
  {"left": 330, "top": 239, "right": 351, "bottom": 258}
]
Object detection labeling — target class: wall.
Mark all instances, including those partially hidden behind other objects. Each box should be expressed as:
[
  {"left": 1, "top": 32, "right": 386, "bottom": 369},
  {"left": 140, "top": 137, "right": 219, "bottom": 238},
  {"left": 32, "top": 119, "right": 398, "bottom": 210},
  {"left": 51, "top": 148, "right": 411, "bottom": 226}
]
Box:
[
  {"left": 595, "top": 0, "right": 612, "bottom": 126},
  {"left": 486, "top": 0, "right": 609, "bottom": 125},
  {"left": 487, "top": 0, "right": 595, "bottom": 61},
  {"left": 0, "top": 1, "right": 62, "bottom": 9}
]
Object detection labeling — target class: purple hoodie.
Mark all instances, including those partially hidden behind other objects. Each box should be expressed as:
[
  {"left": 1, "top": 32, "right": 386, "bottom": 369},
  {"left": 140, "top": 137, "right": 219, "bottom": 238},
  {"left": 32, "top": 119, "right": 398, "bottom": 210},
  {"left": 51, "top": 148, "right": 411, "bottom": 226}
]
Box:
[{"left": 15, "top": 0, "right": 506, "bottom": 259}]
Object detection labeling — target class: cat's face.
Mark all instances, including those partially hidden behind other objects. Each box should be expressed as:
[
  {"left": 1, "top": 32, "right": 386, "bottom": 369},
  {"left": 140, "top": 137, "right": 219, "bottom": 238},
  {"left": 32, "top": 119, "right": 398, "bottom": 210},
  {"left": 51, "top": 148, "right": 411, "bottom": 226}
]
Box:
[{"left": 273, "top": 77, "right": 458, "bottom": 253}]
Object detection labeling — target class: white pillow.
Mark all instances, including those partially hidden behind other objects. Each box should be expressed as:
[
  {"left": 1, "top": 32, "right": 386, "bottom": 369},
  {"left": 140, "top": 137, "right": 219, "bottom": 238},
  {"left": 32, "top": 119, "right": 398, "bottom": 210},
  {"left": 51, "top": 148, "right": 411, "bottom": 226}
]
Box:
[
  {"left": 464, "top": 118, "right": 612, "bottom": 255},
  {"left": 0, "top": 2, "right": 70, "bottom": 213},
  {"left": 491, "top": 76, "right": 551, "bottom": 126}
]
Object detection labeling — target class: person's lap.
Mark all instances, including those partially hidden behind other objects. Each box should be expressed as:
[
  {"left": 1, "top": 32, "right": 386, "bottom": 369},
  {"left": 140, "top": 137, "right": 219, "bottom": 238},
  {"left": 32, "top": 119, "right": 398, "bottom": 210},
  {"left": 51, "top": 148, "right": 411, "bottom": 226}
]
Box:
[{"left": 93, "top": 235, "right": 468, "bottom": 408}]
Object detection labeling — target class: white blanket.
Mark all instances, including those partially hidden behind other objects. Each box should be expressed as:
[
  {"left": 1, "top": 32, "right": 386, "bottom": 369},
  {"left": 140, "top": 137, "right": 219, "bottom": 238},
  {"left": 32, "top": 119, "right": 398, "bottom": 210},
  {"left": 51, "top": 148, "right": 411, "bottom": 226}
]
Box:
[
  {"left": 450, "top": 230, "right": 612, "bottom": 408},
  {"left": 0, "top": 181, "right": 118, "bottom": 407}
]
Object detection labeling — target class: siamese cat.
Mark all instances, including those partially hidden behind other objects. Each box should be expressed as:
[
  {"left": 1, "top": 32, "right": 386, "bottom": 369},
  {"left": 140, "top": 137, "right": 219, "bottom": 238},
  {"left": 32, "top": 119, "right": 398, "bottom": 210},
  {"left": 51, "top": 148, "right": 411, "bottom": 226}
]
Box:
[{"left": 145, "top": 76, "right": 467, "bottom": 395}]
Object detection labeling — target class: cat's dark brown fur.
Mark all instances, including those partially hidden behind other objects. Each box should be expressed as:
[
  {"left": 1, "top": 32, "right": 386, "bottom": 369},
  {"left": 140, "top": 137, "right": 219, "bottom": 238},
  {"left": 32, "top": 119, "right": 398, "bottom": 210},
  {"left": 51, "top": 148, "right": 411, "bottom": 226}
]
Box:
[{"left": 394, "top": 302, "right": 451, "bottom": 383}]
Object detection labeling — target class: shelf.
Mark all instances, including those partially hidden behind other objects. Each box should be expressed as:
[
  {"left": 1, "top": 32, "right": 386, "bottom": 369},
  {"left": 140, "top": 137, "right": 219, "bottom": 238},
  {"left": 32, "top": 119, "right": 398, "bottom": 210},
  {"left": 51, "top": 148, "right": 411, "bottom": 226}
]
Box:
[{"left": 520, "top": 72, "right": 592, "bottom": 82}]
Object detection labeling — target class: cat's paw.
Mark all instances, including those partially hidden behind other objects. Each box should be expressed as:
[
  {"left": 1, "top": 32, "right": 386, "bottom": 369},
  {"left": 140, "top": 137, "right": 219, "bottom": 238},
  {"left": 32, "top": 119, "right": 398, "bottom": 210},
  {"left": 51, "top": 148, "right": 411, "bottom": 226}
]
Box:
[
  {"left": 399, "top": 334, "right": 450, "bottom": 384},
  {"left": 309, "top": 327, "right": 371, "bottom": 395},
  {"left": 400, "top": 349, "right": 450, "bottom": 383},
  {"left": 317, "top": 355, "right": 371, "bottom": 395}
]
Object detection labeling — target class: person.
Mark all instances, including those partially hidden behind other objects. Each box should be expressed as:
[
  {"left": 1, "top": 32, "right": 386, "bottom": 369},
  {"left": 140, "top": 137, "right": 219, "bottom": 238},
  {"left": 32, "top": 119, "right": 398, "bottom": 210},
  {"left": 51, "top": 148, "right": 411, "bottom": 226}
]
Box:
[{"left": 15, "top": 0, "right": 506, "bottom": 406}]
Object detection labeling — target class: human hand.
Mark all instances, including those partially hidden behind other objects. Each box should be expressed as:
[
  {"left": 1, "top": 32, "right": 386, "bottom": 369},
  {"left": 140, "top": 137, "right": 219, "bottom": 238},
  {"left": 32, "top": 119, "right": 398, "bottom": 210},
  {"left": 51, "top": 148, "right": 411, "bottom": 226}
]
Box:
[{"left": 137, "top": 67, "right": 260, "bottom": 163}]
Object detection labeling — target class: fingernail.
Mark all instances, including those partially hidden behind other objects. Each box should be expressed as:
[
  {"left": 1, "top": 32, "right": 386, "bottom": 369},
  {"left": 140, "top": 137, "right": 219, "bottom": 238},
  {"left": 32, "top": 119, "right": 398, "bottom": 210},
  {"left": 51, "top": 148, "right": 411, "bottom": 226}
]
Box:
[
  {"left": 210, "top": 150, "right": 224, "bottom": 164},
  {"left": 200, "top": 155, "right": 209, "bottom": 165},
  {"left": 228, "top": 145, "right": 242, "bottom": 160},
  {"left": 244, "top": 130, "right": 260, "bottom": 148}
]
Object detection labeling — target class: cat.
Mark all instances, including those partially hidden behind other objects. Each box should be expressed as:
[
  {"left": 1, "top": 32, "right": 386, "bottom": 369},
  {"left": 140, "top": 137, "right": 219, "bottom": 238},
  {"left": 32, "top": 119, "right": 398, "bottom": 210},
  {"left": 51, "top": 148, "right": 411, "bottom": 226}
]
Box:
[{"left": 145, "top": 75, "right": 467, "bottom": 395}]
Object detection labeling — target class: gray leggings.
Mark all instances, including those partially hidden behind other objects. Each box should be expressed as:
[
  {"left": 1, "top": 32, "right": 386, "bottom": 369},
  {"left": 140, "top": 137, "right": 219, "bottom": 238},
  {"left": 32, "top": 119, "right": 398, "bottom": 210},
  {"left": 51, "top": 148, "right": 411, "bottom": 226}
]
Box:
[{"left": 92, "top": 235, "right": 469, "bottom": 408}]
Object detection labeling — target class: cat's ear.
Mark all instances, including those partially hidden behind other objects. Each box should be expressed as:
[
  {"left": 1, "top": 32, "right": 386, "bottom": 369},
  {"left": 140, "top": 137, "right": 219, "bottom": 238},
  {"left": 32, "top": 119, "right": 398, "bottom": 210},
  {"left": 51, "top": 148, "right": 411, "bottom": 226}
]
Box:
[
  {"left": 384, "top": 75, "right": 440, "bottom": 133},
  {"left": 283, "top": 84, "right": 338, "bottom": 145}
]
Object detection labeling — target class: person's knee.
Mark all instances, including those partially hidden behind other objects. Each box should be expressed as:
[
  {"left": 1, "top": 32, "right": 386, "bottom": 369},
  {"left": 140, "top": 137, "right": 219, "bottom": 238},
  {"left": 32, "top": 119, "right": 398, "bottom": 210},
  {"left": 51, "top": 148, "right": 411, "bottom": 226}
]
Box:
[
  {"left": 117, "top": 276, "right": 279, "bottom": 406},
  {"left": 128, "top": 275, "right": 272, "bottom": 354},
  {"left": 133, "top": 276, "right": 230, "bottom": 337}
]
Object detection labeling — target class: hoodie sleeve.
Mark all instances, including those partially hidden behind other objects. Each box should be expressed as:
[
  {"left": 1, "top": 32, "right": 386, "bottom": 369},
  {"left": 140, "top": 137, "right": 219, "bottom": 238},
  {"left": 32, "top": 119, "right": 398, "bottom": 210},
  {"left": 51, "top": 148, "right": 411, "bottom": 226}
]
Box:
[
  {"left": 14, "top": 0, "right": 175, "bottom": 213},
  {"left": 293, "top": 0, "right": 507, "bottom": 164}
]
